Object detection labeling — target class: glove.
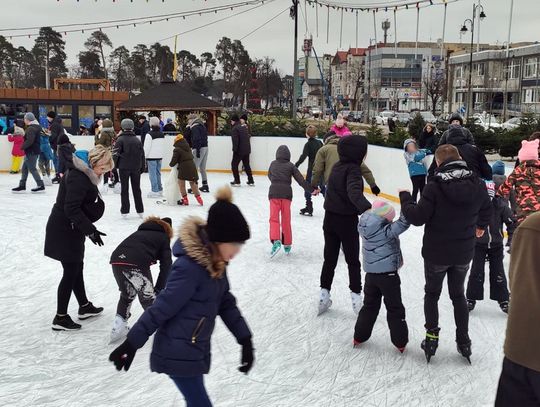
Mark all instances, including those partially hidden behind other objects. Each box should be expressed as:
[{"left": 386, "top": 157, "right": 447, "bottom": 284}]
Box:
[
  {"left": 371, "top": 185, "right": 381, "bottom": 196},
  {"left": 88, "top": 230, "right": 106, "bottom": 246},
  {"left": 238, "top": 337, "right": 254, "bottom": 374},
  {"left": 109, "top": 339, "right": 137, "bottom": 372}
]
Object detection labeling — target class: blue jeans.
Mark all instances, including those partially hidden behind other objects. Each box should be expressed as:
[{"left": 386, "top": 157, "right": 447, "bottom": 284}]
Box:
[
  {"left": 170, "top": 376, "right": 212, "bottom": 407},
  {"left": 147, "top": 160, "right": 162, "bottom": 192},
  {"left": 20, "top": 153, "right": 44, "bottom": 188}
]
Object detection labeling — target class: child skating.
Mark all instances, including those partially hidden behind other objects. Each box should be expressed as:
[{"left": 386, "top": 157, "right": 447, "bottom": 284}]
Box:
[
  {"left": 169, "top": 134, "right": 203, "bottom": 206},
  {"left": 294, "top": 125, "right": 323, "bottom": 216},
  {"left": 109, "top": 187, "right": 254, "bottom": 406},
  {"left": 403, "top": 138, "right": 430, "bottom": 202},
  {"left": 353, "top": 201, "right": 410, "bottom": 353},
  {"left": 7, "top": 127, "right": 25, "bottom": 174},
  {"left": 109, "top": 216, "right": 173, "bottom": 343},
  {"left": 268, "top": 145, "right": 315, "bottom": 257}
]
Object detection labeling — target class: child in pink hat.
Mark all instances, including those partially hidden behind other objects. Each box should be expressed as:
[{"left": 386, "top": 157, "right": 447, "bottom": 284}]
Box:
[{"left": 330, "top": 114, "right": 352, "bottom": 137}]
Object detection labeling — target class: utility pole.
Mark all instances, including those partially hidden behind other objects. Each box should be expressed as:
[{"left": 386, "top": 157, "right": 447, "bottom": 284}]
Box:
[
  {"left": 365, "top": 40, "right": 374, "bottom": 124},
  {"left": 291, "top": 0, "right": 299, "bottom": 119}
]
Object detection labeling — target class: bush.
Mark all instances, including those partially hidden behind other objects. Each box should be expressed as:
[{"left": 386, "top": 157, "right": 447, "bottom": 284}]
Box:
[
  {"left": 365, "top": 124, "right": 385, "bottom": 146},
  {"left": 386, "top": 126, "right": 410, "bottom": 149},
  {"left": 408, "top": 113, "right": 425, "bottom": 140},
  {"left": 465, "top": 121, "right": 499, "bottom": 154},
  {"left": 499, "top": 129, "right": 523, "bottom": 159}
]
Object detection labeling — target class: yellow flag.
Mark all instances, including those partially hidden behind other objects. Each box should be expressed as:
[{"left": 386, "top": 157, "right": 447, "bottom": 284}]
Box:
[{"left": 172, "top": 35, "right": 178, "bottom": 82}]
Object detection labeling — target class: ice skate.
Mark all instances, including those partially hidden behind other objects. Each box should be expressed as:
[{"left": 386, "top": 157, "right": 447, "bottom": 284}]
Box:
[
  {"left": 109, "top": 315, "right": 130, "bottom": 344},
  {"left": 353, "top": 339, "right": 361, "bottom": 348},
  {"left": 283, "top": 245, "right": 291, "bottom": 255},
  {"left": 11, "top": 185, "right": 26, "bottom": 194},
  {"left": 121, "top": 214, "right": 128, "bottom": 219},
  {"left": 421, "top": 329, "right": 440, "bottom": 363},
  {"left": 200, "top": 182, "right": 210, "bottom": 193},
  {"left": 147, "top": 191, "right": 161, "bottom": 198},
  {"left": 457, "top": 341, "right": 472, "bottom": 364},
  {"left": 230, "top": 181, "right": 241, "bottom": 187},
  {"left": 247, "top": 181, "right": 255, "bottom": 187},
  {"left": 467, "top": 299, "right": 476, "bottom": 312},
  {"left": 397, "top": 346, "right": 406, "bottom": 354},
  {"left": 52, "top": 315, "right": 81, "bottom": 331},
  {"left": 350, "top": 292, "right": 363, "bottom": 315},
  {"left": 78, "top": 302, "right": 104, "bottom": 320},
  {"left": 51, "top": 175, "right": 61, "bottom": 184},
  {"left": 499, "top": 301, "right": 509, "bottom": 314},
  {"left": 177, "top": 195, "right": 189, "bottom": 206},
  {"left": 299, "top": 202, "right": 313, "bottom": 216},
  {"left": 270, "top": 240, "right": 282, "bottom": 258},
  {"left": 317, "top": 288, "right": 332, "bottom": 316},
  {"left": 196, "top": 195, "right": 204, "bottom": 206},
  {"left": 31, "top": 185, "right": 45, "bottom": 193}
]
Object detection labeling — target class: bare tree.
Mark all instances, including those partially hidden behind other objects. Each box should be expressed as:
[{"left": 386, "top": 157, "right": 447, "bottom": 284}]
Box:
[{"left": 423, "top": 72, "right": 446, "bottom": 115}]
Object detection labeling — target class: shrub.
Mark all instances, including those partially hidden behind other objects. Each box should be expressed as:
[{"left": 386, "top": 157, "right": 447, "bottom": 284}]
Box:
[
  {"left": 499, "top": 128, "right": 523, "bottom": 159},
  {"left": 365, "top": 124, "right": 385, "bottom": 146},
  {"left": 386, "top": 126, "right": 410, "bottom": 149},
  {"left": 408, "top": 113, "right": 425, "bottom": 140}
]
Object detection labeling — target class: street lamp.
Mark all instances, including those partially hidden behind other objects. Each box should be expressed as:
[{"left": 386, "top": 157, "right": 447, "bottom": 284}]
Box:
[{"left": 460, "top": 3, "right": 486, "bottom": 120}]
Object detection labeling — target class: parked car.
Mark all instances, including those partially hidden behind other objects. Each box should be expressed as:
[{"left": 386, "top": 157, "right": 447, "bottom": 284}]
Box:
[
  {"left": 379, "top": 111, "right": 395, "bottom": 125},
  {"left": 347, "top": 111, "right": 363, "bottom": 122},
  {"left": 472, "top": 116, "right": 501, "bottom": 131},
  {"left": 419, "top": 111, "right": 436, "bottom": 123},
  {"left": 310, "top": 107, "right": 322, "bottom": 118},
  {"left": 395, "top": 112, "right": 411, "bottom": 126},
  {"left": 340, "top": 110, "right": 351, "bottom": 119},
  {"left": 501, "top": 117, "right": 521, "bottom": 130}
]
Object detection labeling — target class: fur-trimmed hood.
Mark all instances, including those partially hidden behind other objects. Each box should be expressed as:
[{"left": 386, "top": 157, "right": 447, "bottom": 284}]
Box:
[
  {"left": 72, "top": 155, "right": 100, "bottom": 186},
  {"left": 175, "top": 216, "right": 219, "bottom": 278},
  {"left": 140, "top": 216, "right": 174, "bottom": 239}
]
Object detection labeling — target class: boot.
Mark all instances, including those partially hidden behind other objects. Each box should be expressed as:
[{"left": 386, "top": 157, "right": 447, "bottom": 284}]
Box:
[
  {"left": 457, "top": 341, "right": 472, "bottom": 364},
  {"left": 270, "top": 240, "right": 282, "bottom": 258},
  {"left": 195, "top": 195, "right": 204, "bottom": 206},
  {"left": 299, "top": 201, "right": 313, "bottom": 216},
  {"left": 52, "top": 315, "right": 81, "bottom": 331},
  {"left": 31, "top": 185, "right": 45, "bottom": 193},
  {"left": 187, "top": 188, "right": 195, "bottom": 194},
  {"left": 200, "top": 181, "right": 209, "bottom": 193},
  {"left": 110, "top": 314, "right": 130, "bottom": 344},
  {"left": 499, "top": 301, "right": 509, "bottom": 314},
  {"left": 421, "top": 328, "right": 440, "bottom": 363},
  {"left": 467, "top": 299, "right": 476, "bottom": 312},
  {"left": 318, "top": 288, "right": 332, "bottom": 316},
  {"left": 78, "top": 302, "right": 104, "bottom": 320},
  {"left": 350, "top": 292, "right": 363, "bottom": 315},
  {"left": 177, "top": 195, "right": 189, "bottom": 206},
  {"left": 230, "top": 181, "right": 241, "bottom": 187},
  {"left": 51, "top": 175, "right": 61, "bottom": 184},
  {"left": 12, "top": 184, "right": 26, "bottom": 194}
]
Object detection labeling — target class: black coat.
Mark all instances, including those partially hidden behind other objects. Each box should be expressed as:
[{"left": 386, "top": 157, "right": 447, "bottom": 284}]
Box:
[
  {"left": 139, "top": 120, "right": 150, "bottom": 145},
  {"left": 400, "top": 160, "right": 492, "bottom": 265},
  {"left": 295, "top": 137, "right": 323, "bottom": 172},
  {"left": 428, "top": 125, "right": 492, "bottom": 180},
  {"left": 57, "top": 141, "right": 75, "bottom": 174},
  {"left": 477, "top": 196, "right": 516, "bottom": 247},
  {"left": 190, "top": 121, "right": 208, "bottom": 152},
  {"left": 114, "top": 130, "right": 145, "bottom": 171},
  {"left": 22, "top": 123, "right": 42, "bottom": 155},
  {"left": 110, "top": 219, "right": 172, "bottom": 292},
  {"left": 418, "top": 129, "right": 438, "bottom": 153},
  {"left": 231, "top": 123, "right": 251, "bottom": 156},
  {"left": 324, "top": 135, "right": 372, "bottom": 216},
  {"left": 49, "top": 116, "right": 64, "bottom": 151},
  {"left": 163, "top": 123, "right": 177, "bottom": 133},
  {"left": 44, "top": 157, "right": 104, "bottom": 263}
]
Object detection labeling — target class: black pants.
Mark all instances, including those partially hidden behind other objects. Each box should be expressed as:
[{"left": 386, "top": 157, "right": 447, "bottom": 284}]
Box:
[
  {"left": 466, "top": 245, "right": 509, "bottom": 302},
  {"left": 104, "top": 168, "right": 119, "bottom": 185},
  {"left": 424, "top": 262, "right": 470, "bottom": 344},
  {"left": 495, "top": 357, "right": 540, "bottom": 406},
  {"left": 354, "top": 272, "right": 408, "bottom": 348},
  {"left": 119, "top": 169, "right": 144, "bottom": 214},
  {"left": 320, "top": 212, "right": 362, "bottom": 293},
  {"left": 410, "top": 175, "right": 426, "bottom": 202},
  {"left": 231, "top": 153, "right": 254, "bottom": 184},
  {"left": 57, "top": 261, "right": 88, "bottom": 315},
  {"left": 112, "top": 265, "right": 155, "bottom": 319}
]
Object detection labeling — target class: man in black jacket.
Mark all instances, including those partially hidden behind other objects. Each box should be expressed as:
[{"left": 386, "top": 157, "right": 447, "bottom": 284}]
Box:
[
  {"left": 230, "top": 114, "right": 254, "bottom": 186},
  {"left": 138, "top": 115, "right": 150, "bottom": 145},
  {"left": 12, "top": 112, "right": 45, "bottom": 193},
  {"left": 318, "top": 135, "right": 372, "bottom": 316},
  {"left": 47, "top": 111, "right": 64, "bottom": 183},
  {"left": 188, "top": 113, "right": 210, "bottom": 193},
  {"left": 115, "top": 119, "right": 145, "bottom": 217},
  {"left": 438, "top": 113, "right": 474, "bottom": 146},
  {"left": 400, "top": 144, "right": 492, "bottom": 363}
]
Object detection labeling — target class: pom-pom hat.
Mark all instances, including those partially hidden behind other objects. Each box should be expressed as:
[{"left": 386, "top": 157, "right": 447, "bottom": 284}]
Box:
[{"left": 206, "top": 186, "right": 250, "bottom": 243}]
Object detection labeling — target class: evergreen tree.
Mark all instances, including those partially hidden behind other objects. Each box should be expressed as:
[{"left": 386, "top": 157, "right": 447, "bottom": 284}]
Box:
[
  {"left": 32, "top": 27, "right": 67, "bottom": 88},
  {"left": 84, "top": 31, "right": 113, "bottom": 79}
]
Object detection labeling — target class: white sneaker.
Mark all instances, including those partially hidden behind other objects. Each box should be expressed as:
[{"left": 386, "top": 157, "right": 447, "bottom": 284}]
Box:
[
  {"left": 318, "top": 289, "right": 332, "bottom": 316},
  {"left": 147, "top": 191, "right": 160, "bottom": 198},
  {"left": 351, "top": 292, "right": 363, "bottom": 315},
  {"left": 109, "top": 314, "right": 130, "bottom": 344}
]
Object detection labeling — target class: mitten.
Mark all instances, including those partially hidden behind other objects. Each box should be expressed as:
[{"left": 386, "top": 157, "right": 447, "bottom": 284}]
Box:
[
  {"left": 109, "top": 339, "right": 137, "bottom": 371},
  {"left": 88, "top": 230, "right": 106, "bottom": 246},
  {"left": 238, "top": 337, "right": 254, "bottom": 374},
  {"left": 371, "top": 185, "right": 381, "bottom": 196}
]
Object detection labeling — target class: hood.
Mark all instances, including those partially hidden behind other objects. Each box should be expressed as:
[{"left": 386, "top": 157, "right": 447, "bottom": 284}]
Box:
[
  {"left": 275, "top": 145, "right": 291, "bottom": 161},
  {"left": 359, "top": 211, "right": 389, "bottom": 238},
  {"left": 446, "top": 124, "right": 468, "bottom": 146},
  {"left": 337, "top": 134, "right": 368, "bottom": 164},
  {"left": 53, "top": 116, "right": 63, "bottom": 126},
  {"left": 403, "top": 138, "right": 417, "bottom": 151},
  {"left": 72, "top": 154, "right": 100, "bottom": 186},
  {"left": 434, "top": 160, "right": 477, "bottom": 205},
  {"left": 28, "top": 120, "right": 40, "bottom": 127},
  {"left": 138, "top": 216, "right": 173, "bottom": 239},
  {"left": 325, "top": 135, "right": 339, "bottom": 145},
  {"left": 492, "top": 173, "right": 506, "bottom": 189},
  {"left": 189, "top": 118, "right": 205, "bottom": 128}
]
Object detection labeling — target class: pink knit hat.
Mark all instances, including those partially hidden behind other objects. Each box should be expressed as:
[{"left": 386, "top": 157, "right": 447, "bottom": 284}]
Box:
[
  {"left": 371, "top": 200, "right": 396, "bottom": 222},
  {"left": 518, "top": 139, "right": 539, "bottom": 162},
  {"left": 335, "top": 114, "right": 345, "bottom": 128}
]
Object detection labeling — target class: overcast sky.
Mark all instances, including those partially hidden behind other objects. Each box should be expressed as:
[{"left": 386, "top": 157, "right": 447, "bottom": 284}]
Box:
[{"left": 5, "top": 0, "right": 535, "bottom": 75}]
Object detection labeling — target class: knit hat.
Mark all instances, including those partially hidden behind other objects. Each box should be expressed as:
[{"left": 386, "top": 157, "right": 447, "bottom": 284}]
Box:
[
  {"left": 149, "top": 116, "right": 160, "bottom": 128},
  {"left": 485, "top": 180, "right": 496, "bottom": 201},
  {"left": 231, "top": 114, "right": 240, "bottom": 122},
  {"left": 492, "top": 160, "right": 506, "bottom": 176},
  {"left": 47, "top": 111, "right": 56, "bottom": 119},
  {"left": 335, "top": 114, "right": 345, "bottom": 128},
  {"left": 403, "top": 138, "right": 417, "bottom": 151},
  {"left": 102, "top": 118, "right": 113, "bottom": 129},
  {"left": 24, "top": 112, "right": 36, "bottom": 122},
  {"left": 371, "top": 200, "right": 396, "bottom": 222},
  {"left": 121, "top": 118, "right": 134, "bottom": 130},
  {"left": 240, "top": 113, "right": 248, "bottom": 122},
  {"left": 207, "top": 187, "right": 250, "bottom": 243},
  {"left": 13, "top": 126, "right": 24, "bottom": 135},
  {"left": 448, "top": 112, "right": 463, "bottom": 125},
  {"left": 174, "top": 134, "right": 184, "bottom": 143},
  {"left": 161, "top": 217, "right": 172, "bottom": 227},
  {"left": 518, "top": 139, "right": 539, "bottom": 162}
]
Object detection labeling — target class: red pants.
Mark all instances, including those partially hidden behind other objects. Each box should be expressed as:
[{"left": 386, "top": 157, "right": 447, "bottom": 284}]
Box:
[{"left": 269, "top": 199, "right": 292, "bottom": 246}]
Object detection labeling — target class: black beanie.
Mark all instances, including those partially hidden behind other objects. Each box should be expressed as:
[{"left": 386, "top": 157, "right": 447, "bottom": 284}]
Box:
[
  {"left": 161, "top": 217, "right": 172, "bottom": 227},
  {"left": 231, "top": 114, "right": 240, "bottom": 123},
  {"left": 207, "top": 187, "right": 250, "bottom": 243},
  {"left": 47, "top": 111, "right": 56, "bottom": 119}
]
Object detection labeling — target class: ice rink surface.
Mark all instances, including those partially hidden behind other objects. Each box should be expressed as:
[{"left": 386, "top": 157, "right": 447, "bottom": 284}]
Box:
[{"left": 0, "top": 172, "right": 508, "bottom": 407}]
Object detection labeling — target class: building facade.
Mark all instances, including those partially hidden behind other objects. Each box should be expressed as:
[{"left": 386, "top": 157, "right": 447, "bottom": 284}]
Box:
[{"left": 330, "top": 48, "right": 366, "bottom": 111}]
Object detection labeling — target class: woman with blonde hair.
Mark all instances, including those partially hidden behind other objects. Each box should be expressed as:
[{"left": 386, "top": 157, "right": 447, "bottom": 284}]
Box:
[{"left": 44, "top": 145, "right": 114, "bottom": 331}]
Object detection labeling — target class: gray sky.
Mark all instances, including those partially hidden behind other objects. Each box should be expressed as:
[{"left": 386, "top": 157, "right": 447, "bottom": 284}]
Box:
[{"left": 5, "top": 0, "right": 535, "bottom": 75}]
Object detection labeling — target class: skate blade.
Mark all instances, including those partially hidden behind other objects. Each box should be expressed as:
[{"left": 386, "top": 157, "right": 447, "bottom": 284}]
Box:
[
  {"left": 270, "top": 247, "right": 282, "bottom": 258},
  {"left": 425, "top": 353, "right": 432, "bottom": 363},
  {"left": 317, "top": 300, "right": 332, "bottom": 316}
]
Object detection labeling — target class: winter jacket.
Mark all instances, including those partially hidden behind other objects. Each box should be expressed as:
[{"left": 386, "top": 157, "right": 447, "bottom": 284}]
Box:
[
  {"left": 498, "top": 160, "right": 540, "bottom": 224},
  {"left": 294, "top": 137, "right": 323, "bottom": 172},
  {"left": 311, "top": 135, "right": 377, "bottom": 188},
  {"left": 95, "top": 127, "right": 114, "bottom": 149},
  {"left": 359, "top": 212, "right": 410, "bottom": 273},
  {"left": 114, "top": 130, "right": 145, "bottom": 171},
  {"left": 8, "top": 134, "right": 24, "bottom": 157},
  {"left": 143, "top": 129, "right": 165, "bottom": 160},
  {"left": 268, "top": 145, "right": 313, "bottom": 200},
  {"left": 170, "top": 138, "right": 198, "bottom": 182},
  {"left": 49, "top": 116, "right": 64, "bottom": 151},
  {"left": 503, "top": 212, "right": 540, "bottom": 372},
  {"left": 139, "top": 120, "right": 150, "bottom": 145},
  {"left": 127, "top": 217, "right": 252, "bottom": 377},
  {"left": 439, "top": 126, "right": 474, "bottom": 145},
  {"left": 44, "top": 156, "right": 104, "bottom": 263},
  {"left": 40, "top": 134, "right": 54, "bottom": 161},
  {"left": 231, "top": 123, "right": 251, "bottom": 156},
  {"left": 22, "top": 122, "right": 42, "bottom": 155},
  {"left": 418, "top": 128, "right": 438, "bottom": 153},
  {"left": 329, "top": 124, "right": 351, "bottom": 137},
  {"left": 400, "top": 160, "right": 492, "bottom": 265},
  {"left": 190, "top": 120, "right": 208, "bottom": 154},
  {"left": 404, "top": 139, "right": 428, "bottom": 177},
  {"left": 324, "top": 136, "right": 372, "bottom": 216},
  {"left": 57, "top": 136, "right": 75, "bottom": 175},
  {"left": 110, "top": 218, "right": 173, "bottom": 292},
  {"left": 428, "top": 125, "right": 492, "bottom": 181},
  {"left": 163, "top": 123, "right": 176, "bottom": 133},
  {"left": 476, "top": 196, "right": 516, "bottom": 247}
]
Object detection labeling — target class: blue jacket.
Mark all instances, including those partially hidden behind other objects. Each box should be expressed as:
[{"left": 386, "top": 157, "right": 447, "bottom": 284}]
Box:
[
  {"left": 404, "top": 150, "right": 428, "bottom": 177},
  {"left": 359, "top": 212, "right": 410, "bottom": 273},
  {"left": 127, "top": 217, "right": 251, "bottom": 377},
  {"left": 40, "top": 134, "right": 54, "bottom": 161}
]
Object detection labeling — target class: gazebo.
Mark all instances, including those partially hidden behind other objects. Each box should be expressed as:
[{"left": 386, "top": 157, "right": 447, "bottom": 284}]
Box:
[{"left": 116, "top": 80, "right": 223, "bottom": 134}]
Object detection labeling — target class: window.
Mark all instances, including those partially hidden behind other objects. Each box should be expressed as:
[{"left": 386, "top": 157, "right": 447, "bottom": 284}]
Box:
[
  {"left": 524, "top": 57, "right": 539, "bottom": 78},
  {"left": 455, "top": 65, "right": 464, "bottom": 78},
  {"left": 473, "top": 63, "right": 485, "bottom": 76},
  {"left": 455, "top": 92, "right": 465, "bottom": 103},
  {"left": 78, "top": 105, "right": 94, "bottom": 130},
  {"left": 96, "top": 105, "right": 112, "bottom": 118},
  {"left": 507, "top": 60, "right": 520, "bottom": 79},
  {"left": 335, "top": 86, "right": 341, "bottom": 95},
  {"left": 522, "top": 88, "right": 540, "bottom": 103},
  {"left": 56, "top": 105, "right": 73, "bottom": 129}
]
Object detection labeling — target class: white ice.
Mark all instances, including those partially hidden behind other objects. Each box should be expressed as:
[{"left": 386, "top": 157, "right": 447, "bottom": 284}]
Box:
[{"left": 0, "top": 172, "right": 508, "bottom": 407}]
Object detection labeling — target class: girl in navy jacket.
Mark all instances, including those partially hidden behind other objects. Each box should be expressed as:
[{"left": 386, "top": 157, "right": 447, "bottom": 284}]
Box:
[{"left": 110, "top": 187, "right": 253, "bottom": 406}]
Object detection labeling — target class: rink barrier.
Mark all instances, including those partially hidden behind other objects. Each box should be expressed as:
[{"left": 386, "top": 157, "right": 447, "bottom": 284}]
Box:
[{"left": 0, "top": 135, "right": 512, "bottom": 203}]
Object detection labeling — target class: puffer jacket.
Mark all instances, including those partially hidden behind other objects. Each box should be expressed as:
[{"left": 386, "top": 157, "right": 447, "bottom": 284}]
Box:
[
  {"left": 127, "top": 217, "right": 252, "bottom": 377},
  {"left": 22, "top": 122, "right": 42, "bottom": 155},
  {"left": 190, "top": 120, "right": 208, "bottom": 153},
  {"left": 403, "top": 139, "right": 428, "bottom": 177},
  {"left": 329, "top": 124, "right": 351, "bottom": 137},
  {"left": 476, "top": 195, "right": 516, "bottom": 247},
  {"left": 170, "top": 138, "right": 198, "bottom": 181},
  {"left": 114, "top": 130, "right": 145, "bottom": 171},
  {"left": 268, "top": 145, "right": 312, "bottom": 200},
  {"left": 498, "top": 160, "right": 540, "bottom": 224},
  {"left": 8, "top": 134, "right": 25, "bottom": 157},
  {"left": 40, "top": 134, "right": 54, "bottom": 161},
  {"left": 49, "top": 116, "right": 64, "bottom": 151},
  {"left": 143, "top": 129, "right": 165, "bottom": 160},
  {"left": 359, "top": 212, "right": 410, "bottom": 273}
]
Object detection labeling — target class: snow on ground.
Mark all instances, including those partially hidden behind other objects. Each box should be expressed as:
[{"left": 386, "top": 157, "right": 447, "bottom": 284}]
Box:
[{"left": 0, "top": 172, "right": 508, "bottom": 407}]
